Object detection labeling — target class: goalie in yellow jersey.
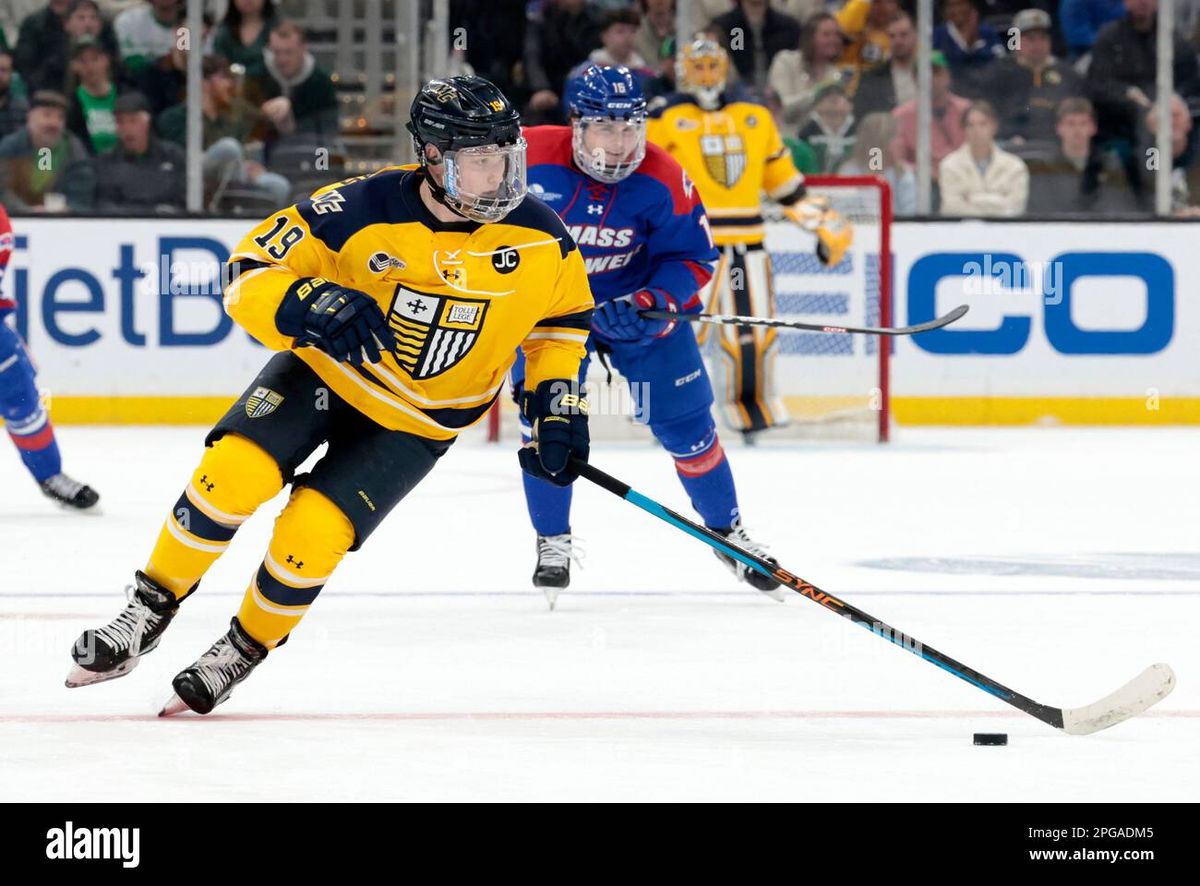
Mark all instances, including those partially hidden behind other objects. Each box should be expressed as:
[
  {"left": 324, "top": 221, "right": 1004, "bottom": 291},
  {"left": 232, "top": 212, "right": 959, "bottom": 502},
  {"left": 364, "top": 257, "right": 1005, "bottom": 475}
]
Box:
[
  {"left": 647, "top": 37, "right": 852, "bottom": 439},
  {"left": 65, "top": 77, "right": 594, "bottom": 715}
]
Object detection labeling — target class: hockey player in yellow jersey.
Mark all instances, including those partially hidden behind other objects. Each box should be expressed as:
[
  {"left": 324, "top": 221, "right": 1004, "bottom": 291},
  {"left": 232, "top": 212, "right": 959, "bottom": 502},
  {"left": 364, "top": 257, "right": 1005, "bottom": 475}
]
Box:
[
  {"left": 66, "top": 77, "right": 594, "bottom": 715},
  {"left": 647, "top": 37, "right": 852, "bottom": 439}
]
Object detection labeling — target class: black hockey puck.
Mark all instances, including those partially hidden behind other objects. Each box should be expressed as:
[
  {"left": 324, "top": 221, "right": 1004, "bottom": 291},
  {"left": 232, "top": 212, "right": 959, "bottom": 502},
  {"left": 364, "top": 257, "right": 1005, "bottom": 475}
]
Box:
[{"left": 973, "top": 733, "right": 1008, "bottom": 746}]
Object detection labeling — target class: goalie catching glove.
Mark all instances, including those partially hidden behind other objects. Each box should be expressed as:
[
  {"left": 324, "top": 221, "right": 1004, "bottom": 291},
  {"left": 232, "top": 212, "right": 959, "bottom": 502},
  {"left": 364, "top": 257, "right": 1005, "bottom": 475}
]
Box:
[
  {"left": 275, "top": 277, "right": 397, "bottom": 366},
  {"left": 519, "top": 379, "right": 590, "bottom": 487},
  {"left": 783, "top": 195, "right": 853, "bottom": 267}
]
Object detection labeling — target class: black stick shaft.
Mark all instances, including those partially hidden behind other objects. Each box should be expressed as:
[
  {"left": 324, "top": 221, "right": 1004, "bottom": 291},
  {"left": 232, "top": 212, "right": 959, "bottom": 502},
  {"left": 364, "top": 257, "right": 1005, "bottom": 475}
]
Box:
[
  {"left": 572, "top": 459, "right": 1063, "bottom": 729},
  {"left": 640, "top": 304, "right": 968, "bottom": 337}
]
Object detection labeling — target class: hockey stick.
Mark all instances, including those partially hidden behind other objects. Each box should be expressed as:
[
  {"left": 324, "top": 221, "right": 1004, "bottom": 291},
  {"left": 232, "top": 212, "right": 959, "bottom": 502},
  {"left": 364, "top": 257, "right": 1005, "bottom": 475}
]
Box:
[
  {"left": 640, "top": 303, "right": 969, "bottom": 336},
  {"left": 572, "top": 459, "right": 1175, "bottom": 735}
]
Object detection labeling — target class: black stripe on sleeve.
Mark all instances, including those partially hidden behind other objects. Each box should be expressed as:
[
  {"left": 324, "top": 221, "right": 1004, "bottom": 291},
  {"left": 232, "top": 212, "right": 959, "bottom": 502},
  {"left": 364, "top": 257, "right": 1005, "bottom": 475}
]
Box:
[{"left": 535, "top": 308, "right": 593, "bottom": 330}]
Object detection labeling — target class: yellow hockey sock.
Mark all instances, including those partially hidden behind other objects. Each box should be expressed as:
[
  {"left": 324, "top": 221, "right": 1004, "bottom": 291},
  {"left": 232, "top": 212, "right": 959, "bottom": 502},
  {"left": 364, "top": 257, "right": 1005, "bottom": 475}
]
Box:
[
  {"left": 145, "top": 434, "right": 284, "bottom": 598},
  {"left": 237, "top": 486, "right": 355, "bottom": 648}
]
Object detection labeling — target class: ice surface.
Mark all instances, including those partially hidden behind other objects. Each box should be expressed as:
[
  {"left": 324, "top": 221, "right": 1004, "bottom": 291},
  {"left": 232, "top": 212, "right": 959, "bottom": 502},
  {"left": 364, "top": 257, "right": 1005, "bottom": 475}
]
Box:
[{"left": 0, "top": 425, "right": 1196, "bottom": 801}]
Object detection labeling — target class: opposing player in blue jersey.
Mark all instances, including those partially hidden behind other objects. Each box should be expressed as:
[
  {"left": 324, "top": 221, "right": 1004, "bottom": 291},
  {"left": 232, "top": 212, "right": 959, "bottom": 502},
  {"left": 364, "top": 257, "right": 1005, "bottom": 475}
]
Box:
[
  {"left": 0, "top": 202, "right": 99, "bottom": 510},
  {"left": 515, "top": 65, "right": 781, "bottom": 608}
]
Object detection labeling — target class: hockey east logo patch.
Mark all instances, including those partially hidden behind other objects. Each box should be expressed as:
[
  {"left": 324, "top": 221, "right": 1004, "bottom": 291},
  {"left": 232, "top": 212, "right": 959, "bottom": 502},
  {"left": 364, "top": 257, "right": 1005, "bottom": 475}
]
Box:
[
  {"left": 387, "top": 287, "right": 488, "bottom": 379},
  {"left": 245, "top": 386, "right": 285, "bottom": 418}
]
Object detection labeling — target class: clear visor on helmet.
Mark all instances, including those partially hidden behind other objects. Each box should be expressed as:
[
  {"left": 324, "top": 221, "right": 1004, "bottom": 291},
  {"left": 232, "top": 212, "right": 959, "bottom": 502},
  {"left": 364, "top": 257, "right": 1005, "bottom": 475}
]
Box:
[
  {"left": 572, "top": 116, "right": 647, "bottom": 183},
  {"left": 441, "top": 139, "right": 528, "bottom": 223}
]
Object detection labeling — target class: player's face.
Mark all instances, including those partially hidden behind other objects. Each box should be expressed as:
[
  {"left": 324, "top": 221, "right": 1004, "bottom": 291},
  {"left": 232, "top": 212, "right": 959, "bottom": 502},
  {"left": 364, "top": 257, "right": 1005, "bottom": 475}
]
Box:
[
  {"left": 573, "top": 116, "right": 646, "bottom": 182},
  {"left": 684, "top": 53, "right": 726, "bottom": 91},
  {"left": 454, "top": 151, "right": 508, "bottom": 195},
  {"left": 439, "top": 139, "right": 528, "bottom": 223},
  {"left": 582, "top": 119, "right": 644, "bottom": 164}
]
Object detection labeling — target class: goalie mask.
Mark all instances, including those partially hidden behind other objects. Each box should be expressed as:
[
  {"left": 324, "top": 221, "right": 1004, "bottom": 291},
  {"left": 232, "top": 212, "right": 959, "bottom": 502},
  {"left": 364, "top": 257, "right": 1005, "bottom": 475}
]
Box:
[{"left": 677, "top": 37, "right": 730, "bottom": 111}]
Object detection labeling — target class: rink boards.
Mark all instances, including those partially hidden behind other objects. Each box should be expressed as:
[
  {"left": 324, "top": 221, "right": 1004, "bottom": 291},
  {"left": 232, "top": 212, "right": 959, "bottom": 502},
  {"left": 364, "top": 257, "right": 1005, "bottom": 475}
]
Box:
[{"left": 1, "top": 216, "right": 1195, "bottom": 426}]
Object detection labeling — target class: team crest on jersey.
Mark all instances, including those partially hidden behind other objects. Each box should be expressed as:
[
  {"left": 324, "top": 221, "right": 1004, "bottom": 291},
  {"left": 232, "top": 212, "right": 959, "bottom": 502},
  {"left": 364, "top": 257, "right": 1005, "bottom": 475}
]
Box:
[
  {"left": 699, "top": 133, "right": 747, "bottom": 187},
  {"left": 387, "top": 287, "right": 489, "bottom": 379},
  {"left": 245, "top": 386, "right": 284, "bottom": 418}
]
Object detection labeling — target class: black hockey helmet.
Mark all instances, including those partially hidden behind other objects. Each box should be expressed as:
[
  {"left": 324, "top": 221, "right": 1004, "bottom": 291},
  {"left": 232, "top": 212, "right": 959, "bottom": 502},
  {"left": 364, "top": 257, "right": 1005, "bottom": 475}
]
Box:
[{"left": 406, "top": 76, "right": 527, "bottom": 222}]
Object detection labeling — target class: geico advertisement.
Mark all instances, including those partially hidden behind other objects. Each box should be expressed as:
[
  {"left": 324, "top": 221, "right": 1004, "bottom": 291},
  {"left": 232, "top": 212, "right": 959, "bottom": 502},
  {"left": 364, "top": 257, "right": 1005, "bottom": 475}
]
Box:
[
  {"left": 1, "top": 217, "right": 1196, "bottom": 404},
  {"left": 890, "top": 222, "right": 1194, "bottom": 397}
]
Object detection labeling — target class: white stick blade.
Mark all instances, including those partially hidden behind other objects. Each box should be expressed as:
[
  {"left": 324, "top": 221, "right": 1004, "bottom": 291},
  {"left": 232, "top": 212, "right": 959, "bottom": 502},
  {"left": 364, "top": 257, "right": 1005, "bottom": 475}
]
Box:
[{"left": 1061, "top": 663, "right": 1176, "bottom": 735}]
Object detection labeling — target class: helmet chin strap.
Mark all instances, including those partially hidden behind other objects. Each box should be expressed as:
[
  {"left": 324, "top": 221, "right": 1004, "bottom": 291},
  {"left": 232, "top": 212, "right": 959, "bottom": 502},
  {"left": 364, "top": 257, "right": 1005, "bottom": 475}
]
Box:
[{"left": 417, "top": 162, "right": 471, "bottom": 220}]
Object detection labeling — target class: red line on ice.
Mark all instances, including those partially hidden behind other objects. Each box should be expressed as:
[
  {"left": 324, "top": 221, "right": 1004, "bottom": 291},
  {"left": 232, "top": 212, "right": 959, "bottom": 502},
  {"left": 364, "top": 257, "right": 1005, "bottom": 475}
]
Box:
[{"left": 2, "top": 710, "right": 1197, "bottom": 724}]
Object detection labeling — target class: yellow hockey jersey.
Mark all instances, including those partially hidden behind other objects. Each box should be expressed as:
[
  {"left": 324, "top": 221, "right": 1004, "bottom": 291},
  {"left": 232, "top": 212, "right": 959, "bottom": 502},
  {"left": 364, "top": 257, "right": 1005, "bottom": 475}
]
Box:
[
  {"left": 224, "top": 166, "right": 593, "bottom": 441},
  {"left": 647, "top": 95, "right": 805, "bottom": 245}
]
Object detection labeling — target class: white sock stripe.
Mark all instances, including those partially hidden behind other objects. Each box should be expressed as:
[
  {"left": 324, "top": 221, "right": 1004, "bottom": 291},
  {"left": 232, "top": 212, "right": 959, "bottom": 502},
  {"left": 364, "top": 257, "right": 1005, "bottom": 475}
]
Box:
[
  {"left": 0, "top": 354, "right": 19, "bottom": 374},
  {"left": 264, "top": 551, "right": 330, "bottom": 588},
  {"left": 6, "top": 407, "right": 48, "bottom": 436},
  {"left": 185, "top": 484, "right": 248, "bottom": 526},
  {"left": 165, "top": 516, "right": 230, "bottom": 553},
  {"left": 250, "top": 581, "right": 310, "bottom": 616}
]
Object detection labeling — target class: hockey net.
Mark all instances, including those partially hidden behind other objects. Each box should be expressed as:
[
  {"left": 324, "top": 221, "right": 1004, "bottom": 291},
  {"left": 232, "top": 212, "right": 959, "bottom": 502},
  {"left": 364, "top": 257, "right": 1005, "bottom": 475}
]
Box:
[
  {"left": 757, "top": 174, "right": 891, "bottom": 442},
  {"left": 486, "top": 174, "right": 891, "bottom": 444}
]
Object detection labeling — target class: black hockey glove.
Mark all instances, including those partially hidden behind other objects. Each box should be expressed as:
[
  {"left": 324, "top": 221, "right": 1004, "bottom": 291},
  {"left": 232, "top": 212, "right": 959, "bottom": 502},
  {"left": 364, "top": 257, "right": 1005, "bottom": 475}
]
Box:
[
  {"left": 276, "top": 277, "right": 396, "bottom": 366},
  {"left": 518, "top": 379, "right": 589, "bottom": 487}
]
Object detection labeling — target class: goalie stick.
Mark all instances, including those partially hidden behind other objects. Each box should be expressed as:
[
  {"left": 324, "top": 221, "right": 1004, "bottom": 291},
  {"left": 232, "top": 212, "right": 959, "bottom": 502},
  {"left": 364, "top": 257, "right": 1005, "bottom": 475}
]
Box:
[
  {"left": 573, "top": 459, "right": 1175, "bottom": 735},
  {"left": 639, "top": 303, "right": 969, "bottom": 337}
]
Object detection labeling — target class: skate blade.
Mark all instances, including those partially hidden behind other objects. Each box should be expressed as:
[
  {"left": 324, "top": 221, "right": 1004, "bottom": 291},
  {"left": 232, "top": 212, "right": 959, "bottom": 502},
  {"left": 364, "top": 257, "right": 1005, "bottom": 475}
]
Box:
[
  {"left": 157, "top": 693, "right": 192, "bottom": 717},
  {"left": 762, "top": 586, "right": 786, "bottom": 603},
  {"left": 64, "top": 658, "right": 138, "bottom": 688},
  {"left": 543, "top": 586, "right": 559, "bottom": 611},
  {"left": 50, "top": 499, "right": 104, "bottom": 516}
]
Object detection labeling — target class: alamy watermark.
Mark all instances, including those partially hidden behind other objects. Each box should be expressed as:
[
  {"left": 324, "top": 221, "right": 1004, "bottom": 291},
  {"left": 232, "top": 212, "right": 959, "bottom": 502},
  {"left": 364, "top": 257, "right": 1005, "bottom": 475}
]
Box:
[
  {"left": 959, "top": 254, "right": 1066, "bottom": 305},
  {"left": 46, "top": 822, "right": 140, "bottom": 868}
]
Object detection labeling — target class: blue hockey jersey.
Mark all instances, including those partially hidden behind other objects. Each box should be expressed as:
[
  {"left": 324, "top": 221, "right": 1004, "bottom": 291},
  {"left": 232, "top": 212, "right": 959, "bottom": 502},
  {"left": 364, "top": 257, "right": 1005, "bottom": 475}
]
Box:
[{"left": 524, "top": 126, "right": 717, "bottom": 310}]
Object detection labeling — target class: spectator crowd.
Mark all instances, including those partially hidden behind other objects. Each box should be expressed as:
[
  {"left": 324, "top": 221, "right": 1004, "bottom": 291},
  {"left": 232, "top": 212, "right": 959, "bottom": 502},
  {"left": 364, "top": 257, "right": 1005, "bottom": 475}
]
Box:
[
  {"left": 0, "top": 0, "right": 339, "bottom": 213},
  {"left": 3, "top": 0, "right": 1200, "bottom": 216}
]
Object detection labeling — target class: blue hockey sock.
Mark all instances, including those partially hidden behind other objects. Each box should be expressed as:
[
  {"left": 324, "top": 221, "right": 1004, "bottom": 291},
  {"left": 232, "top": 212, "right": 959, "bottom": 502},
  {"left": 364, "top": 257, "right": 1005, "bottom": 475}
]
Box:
[
  {"left": 521, "top": 468, "right": 573, "bottom": 537},
  {"left": 653, "top": 411, "right": 739, "bottom": 530},
  {"left": 1, "top": 321, "right": 62, "bottom": 484},
  {"left": 7, "top": 410, "right": 62, "bottom": 483}
]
